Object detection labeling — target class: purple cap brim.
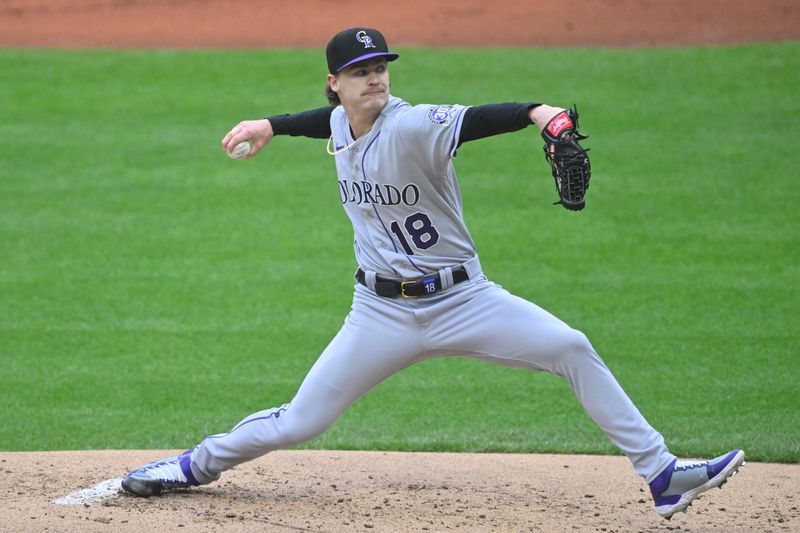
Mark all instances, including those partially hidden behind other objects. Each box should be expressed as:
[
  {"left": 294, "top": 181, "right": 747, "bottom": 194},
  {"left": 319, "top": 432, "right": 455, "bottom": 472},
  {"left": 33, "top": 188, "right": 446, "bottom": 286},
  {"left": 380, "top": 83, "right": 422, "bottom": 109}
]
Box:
[{"left": 337, "top": 52, "right": 400, "bottom": 72}]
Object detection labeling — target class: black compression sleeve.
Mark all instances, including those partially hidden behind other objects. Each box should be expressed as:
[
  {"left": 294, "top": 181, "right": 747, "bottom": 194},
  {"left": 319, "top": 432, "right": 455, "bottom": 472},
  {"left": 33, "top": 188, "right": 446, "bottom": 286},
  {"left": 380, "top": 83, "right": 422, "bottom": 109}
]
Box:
[
  {"left": 458, "top": 102, "right": 540, "bottom": 146},
  {"left": 266, "top": 106, "right": 334, "bottom": 139}
]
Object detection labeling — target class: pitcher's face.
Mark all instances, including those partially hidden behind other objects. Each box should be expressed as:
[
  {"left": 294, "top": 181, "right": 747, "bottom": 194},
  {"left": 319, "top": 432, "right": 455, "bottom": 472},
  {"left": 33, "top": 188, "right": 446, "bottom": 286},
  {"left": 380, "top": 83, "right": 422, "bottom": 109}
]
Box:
[{"left": 328, "top": 58, "right": 390, "bottom": 116}]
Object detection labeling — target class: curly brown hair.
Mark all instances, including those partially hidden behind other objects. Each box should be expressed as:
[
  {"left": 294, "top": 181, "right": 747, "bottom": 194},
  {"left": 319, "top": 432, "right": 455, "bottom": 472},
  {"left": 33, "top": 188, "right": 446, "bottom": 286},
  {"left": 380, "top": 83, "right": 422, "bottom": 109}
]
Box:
[{"left": 325, "top": 82, "right": 341, "bottom": 107}]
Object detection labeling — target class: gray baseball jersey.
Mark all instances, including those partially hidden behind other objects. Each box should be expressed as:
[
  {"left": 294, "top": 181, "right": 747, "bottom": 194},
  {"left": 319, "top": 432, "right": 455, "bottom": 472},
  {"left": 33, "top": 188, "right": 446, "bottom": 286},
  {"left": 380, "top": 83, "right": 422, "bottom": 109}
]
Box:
[{"left": 331, "top": 96, "right": 476, "bottom": 279}]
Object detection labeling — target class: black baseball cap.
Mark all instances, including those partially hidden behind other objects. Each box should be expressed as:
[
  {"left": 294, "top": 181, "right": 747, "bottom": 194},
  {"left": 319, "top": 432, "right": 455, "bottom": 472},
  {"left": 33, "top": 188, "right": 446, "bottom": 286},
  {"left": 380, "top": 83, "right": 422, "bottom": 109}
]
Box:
[{"left": 326, "top": 28, "right": 399, "bottom": 74}]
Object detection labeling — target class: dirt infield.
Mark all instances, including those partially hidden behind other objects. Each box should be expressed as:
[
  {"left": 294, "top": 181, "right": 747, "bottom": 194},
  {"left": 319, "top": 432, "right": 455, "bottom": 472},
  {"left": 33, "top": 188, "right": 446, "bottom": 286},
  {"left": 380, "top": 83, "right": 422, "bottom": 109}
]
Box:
[
  {"left": 3, "top": 450, "right": 797, "bottom": 532},
  {"left": 1, "top": 0, "right": 799, "bottom": 48},
  {"left": 3, "top": 1, "right": 799, "bottom": 531}
]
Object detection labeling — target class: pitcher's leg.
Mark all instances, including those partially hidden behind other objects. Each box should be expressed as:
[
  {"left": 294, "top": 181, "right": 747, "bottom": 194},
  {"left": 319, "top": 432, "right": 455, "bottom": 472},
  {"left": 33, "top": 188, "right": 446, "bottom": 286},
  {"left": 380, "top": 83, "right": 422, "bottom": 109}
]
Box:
[
  {"left": 191, "top": 287, "right": 425, "bottom": 480},
  {"left": 432, "top": 282, "right": 674, "bottom": 480},
  {"left": 191, "top": 374, "right": 353, "bottom": 481},
  {"left": 548, "top": 329, "right": 675, "bottom": 481}
]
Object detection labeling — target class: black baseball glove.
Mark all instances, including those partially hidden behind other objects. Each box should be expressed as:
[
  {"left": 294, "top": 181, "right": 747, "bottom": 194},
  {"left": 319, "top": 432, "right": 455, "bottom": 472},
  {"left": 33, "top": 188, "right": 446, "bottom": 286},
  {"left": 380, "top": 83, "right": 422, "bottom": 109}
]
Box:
[{"left": 541, "top": 106, "right": 591, "bottom": 211}]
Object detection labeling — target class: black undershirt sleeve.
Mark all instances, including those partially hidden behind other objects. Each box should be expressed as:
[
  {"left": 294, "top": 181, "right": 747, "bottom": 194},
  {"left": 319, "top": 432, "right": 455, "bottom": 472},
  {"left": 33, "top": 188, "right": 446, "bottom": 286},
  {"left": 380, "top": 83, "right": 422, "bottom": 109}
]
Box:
[
  {"left": 265, "top": 102, "right": 538, "bottom": 143},
  {"left": 458, "top": 102, "right": 540, "bottom": 147},
  {"left": 266, "top": 106, "right": 334, "bottom": 139}
]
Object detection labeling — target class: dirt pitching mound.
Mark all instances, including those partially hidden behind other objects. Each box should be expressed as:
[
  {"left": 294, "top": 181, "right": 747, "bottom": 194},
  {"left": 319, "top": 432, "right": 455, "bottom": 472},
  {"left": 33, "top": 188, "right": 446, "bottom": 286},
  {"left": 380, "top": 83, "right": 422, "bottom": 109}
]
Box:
[{"left": 2, "top": 450, "right": 797, "bottom": 532}]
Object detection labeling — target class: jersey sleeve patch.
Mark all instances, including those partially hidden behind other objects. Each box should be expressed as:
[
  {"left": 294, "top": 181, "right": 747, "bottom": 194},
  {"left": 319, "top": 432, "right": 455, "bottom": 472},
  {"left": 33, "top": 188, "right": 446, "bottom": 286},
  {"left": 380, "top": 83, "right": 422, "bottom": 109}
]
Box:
[{"left": 426, "top": 105, "right": 455, "bottom": 125}]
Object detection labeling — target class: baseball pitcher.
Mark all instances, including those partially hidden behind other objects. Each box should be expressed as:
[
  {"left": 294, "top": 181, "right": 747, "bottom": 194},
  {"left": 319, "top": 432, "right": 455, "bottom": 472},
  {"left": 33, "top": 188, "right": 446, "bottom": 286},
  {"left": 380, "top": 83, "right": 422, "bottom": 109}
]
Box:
[{"left": 121, "top": 28, "right": 744, "bottom": 520}]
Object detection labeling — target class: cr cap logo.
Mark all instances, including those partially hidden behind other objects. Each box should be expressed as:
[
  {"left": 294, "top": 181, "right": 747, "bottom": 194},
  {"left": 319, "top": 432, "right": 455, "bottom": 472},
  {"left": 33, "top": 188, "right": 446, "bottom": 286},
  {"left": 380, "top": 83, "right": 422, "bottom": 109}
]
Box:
[{"left": 356, "top": 30, "right": 376, "bottom": 49}]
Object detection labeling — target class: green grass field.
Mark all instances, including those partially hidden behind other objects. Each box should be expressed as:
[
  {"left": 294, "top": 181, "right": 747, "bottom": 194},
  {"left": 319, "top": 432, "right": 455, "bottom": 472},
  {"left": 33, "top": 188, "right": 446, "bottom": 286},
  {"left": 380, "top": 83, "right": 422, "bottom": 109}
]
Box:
[{"left": 0, "top": 43, "right": 797, "bottom": 462}]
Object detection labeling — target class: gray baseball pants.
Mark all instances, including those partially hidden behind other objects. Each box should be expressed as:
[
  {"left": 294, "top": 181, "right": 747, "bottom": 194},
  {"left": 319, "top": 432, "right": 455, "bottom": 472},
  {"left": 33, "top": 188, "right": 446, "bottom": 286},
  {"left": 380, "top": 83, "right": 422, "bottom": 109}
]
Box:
[{"left": 191, "top": 275, "right": 675, "bottom": 483}]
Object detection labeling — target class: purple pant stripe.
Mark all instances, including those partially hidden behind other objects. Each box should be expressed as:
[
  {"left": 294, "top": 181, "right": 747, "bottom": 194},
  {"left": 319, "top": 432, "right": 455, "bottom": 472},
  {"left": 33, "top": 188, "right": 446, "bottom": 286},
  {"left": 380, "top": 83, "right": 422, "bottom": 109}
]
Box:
[{"left": 206, "top": 407, "right": 288, "bottom": 439}]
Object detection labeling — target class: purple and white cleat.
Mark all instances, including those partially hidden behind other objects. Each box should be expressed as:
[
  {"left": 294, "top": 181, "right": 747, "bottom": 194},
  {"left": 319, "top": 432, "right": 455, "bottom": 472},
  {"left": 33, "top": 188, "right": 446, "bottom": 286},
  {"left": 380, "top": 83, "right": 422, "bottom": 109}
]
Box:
[
  {"left": 649, "top": 449, "right": 745, "bottom": 519},
  {"left": 121, "top": 448, "right": 210, "bottom": 497}
]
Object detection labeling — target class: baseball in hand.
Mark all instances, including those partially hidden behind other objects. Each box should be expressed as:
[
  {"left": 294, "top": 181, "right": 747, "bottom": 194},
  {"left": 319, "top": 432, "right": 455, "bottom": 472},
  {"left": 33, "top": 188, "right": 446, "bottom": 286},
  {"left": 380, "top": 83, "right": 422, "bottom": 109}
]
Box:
[{"left": 228, "top": 140, "right": 252, "bottom": 160}]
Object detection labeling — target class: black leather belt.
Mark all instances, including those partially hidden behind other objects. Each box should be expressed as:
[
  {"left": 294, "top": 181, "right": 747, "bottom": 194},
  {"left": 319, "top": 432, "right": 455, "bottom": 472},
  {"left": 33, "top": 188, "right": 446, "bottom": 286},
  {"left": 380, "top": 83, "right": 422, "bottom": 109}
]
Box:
[{"left": 356, "top": 267, "right": 469, "bottom": 298}]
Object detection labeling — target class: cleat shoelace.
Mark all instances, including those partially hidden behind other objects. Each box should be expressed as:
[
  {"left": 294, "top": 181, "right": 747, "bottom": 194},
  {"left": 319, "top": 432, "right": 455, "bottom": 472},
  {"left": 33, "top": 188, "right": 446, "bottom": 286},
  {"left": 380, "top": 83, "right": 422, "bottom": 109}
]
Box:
[
  {"left": 140, "top": 461, "right": 187, "bottom": 483},
  {"left": 674, "top": 460, "right": 707, "bottom": 471}
]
